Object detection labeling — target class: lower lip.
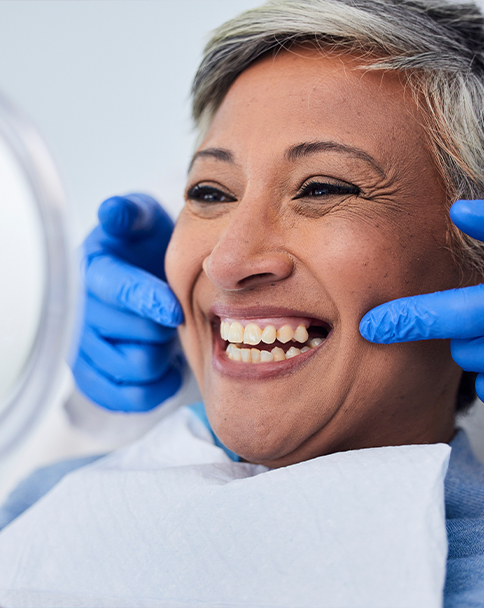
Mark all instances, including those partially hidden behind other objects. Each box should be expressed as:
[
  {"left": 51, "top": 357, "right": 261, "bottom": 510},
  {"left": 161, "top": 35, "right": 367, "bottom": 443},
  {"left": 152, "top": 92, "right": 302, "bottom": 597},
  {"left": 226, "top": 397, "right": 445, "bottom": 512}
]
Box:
[{"left": 211, "top": 333, "right": 328, "bottom": 380}]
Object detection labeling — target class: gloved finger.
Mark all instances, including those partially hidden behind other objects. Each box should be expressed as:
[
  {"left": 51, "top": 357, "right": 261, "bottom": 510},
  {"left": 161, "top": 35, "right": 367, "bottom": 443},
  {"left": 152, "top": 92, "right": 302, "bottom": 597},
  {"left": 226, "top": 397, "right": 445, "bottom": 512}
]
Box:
[
  {"left": 451, "top": 337, "right": 484, "bottom": 373},
  {"left": 474, "top": 373, "right": 484, "bottom": 402},
  {"left": 83, "top": 194, "right": 175, "bottom": 280},
  {"left": 85, "top": 295, "right": 177, "bottom": 342},
  {"left": 79, "top": 326, "right": 176, "bottom": 383},
  {"left": 73, "top": 354, "right": 184, "bottom": 412},
  {"left": 85, "top": 255, "right": 183, "bottom": 327},
  {"left": 450, "top": 199, "right": 484, "bottom": 242},
  {"left": 359, "top": 284, "right": 484, "bottom": 344},
  {"left": 98, "top": 193, "right": 174, "bottom": 239}
]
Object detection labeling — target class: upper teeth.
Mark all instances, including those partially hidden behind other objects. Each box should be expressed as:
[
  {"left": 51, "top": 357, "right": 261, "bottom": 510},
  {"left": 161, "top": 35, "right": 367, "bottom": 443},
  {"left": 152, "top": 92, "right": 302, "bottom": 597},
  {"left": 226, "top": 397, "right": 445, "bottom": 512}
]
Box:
[{"left": 221, "top": 321, "right": 309, "bottom": 345}]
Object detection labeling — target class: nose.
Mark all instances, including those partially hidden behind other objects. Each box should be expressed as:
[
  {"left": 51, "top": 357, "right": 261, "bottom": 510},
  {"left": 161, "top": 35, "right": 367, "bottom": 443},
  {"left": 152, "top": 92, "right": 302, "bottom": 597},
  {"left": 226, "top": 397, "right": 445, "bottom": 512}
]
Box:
[{"left": 203, "top": 196, "right": 294, "bottom": 291}]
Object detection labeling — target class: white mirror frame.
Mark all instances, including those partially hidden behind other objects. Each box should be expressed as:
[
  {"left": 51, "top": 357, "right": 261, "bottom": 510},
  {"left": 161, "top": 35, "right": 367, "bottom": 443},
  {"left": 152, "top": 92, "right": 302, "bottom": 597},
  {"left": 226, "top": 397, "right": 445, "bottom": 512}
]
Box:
[{"left": 0, "top": 94, "right": 76, "bottom": 459}]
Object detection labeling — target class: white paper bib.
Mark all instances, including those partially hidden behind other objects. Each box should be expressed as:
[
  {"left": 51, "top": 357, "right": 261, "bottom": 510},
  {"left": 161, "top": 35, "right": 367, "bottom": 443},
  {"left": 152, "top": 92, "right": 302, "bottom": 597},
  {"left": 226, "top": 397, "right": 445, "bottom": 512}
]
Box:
[{"left": 0, "top": 406, "right": 449, "bottom": 608}]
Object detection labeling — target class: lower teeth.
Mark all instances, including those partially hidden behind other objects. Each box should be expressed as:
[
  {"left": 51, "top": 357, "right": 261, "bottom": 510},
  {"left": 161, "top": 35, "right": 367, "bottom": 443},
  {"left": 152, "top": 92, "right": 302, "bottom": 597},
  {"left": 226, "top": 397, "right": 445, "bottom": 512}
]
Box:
[{"left": 226, "top": 338, "right": 322, "bottom": 363}]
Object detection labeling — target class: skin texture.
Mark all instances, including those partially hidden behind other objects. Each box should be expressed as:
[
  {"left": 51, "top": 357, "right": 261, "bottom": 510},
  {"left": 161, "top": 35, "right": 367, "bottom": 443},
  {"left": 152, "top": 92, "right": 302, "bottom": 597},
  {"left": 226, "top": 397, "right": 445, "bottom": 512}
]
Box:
[{"left": 166, "top": 48, "right": 466, "bottom": 468}]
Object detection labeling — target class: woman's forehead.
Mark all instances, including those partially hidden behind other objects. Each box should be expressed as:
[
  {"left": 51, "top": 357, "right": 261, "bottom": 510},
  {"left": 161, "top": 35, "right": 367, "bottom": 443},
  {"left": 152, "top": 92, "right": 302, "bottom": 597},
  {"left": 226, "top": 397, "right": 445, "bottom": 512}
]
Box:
[{"left": 198, "top": 49, "right": 427, "bottom": 172}]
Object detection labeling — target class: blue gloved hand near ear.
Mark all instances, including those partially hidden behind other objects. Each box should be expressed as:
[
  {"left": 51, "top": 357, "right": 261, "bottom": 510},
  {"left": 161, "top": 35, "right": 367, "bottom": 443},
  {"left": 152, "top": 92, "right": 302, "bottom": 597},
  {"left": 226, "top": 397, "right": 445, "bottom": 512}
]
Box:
[
  {"left": 360, "top": 199, "right": 484, "bottom": 400},
  {"left": 72, "top": 193, "right": 184, "bottom": 412}
]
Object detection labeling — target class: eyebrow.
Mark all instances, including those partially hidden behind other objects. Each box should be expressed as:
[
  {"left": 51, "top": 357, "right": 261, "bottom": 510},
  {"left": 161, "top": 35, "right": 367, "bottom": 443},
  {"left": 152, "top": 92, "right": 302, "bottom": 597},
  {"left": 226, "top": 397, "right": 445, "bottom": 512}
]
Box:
[
  {"left": 188, "top": 148, "right": 235, "bottom": 172},
  {"left": 188, "top": 140, "right": 386, "bottom": 177},
  {"left": 285, "top": 141, "right": 386, "bottom": 177}
]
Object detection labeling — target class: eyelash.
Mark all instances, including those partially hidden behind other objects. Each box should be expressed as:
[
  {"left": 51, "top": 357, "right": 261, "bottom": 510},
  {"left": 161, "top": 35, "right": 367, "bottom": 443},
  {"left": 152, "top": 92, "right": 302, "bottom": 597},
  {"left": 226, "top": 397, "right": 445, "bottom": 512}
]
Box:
[
  {"left": 294, "top": 180, "right": 360, "bottom": 199},
  {"left": 186, "top": 180, "right": 360, "bottom": 205},
  {"left": 186, "top": 184, "right": 235, "bottom": 204}
]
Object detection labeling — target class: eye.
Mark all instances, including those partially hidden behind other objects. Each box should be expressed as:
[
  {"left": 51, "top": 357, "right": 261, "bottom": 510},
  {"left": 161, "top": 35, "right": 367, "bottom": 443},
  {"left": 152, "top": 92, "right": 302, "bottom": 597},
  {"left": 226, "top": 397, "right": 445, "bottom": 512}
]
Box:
[
  {"left": 186, "top": 184, "right": 236, "bottom": 204},
  {"left": 294, "top": 179, "right": 360, "bottom": 199}
]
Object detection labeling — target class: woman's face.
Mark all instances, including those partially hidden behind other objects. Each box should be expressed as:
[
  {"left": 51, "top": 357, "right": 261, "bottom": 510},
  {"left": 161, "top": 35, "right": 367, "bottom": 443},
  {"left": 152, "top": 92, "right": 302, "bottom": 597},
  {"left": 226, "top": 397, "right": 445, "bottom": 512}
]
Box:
[{"left": 166, "top": 49, "right": 464, "bottom": 467}]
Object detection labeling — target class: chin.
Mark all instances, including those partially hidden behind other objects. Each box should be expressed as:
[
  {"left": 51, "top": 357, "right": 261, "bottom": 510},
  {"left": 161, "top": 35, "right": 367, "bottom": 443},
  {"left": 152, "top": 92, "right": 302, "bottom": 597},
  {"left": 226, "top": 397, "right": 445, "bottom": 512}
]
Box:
[{"left": 203, "top": 392, "right": 318, "bottom": 466}]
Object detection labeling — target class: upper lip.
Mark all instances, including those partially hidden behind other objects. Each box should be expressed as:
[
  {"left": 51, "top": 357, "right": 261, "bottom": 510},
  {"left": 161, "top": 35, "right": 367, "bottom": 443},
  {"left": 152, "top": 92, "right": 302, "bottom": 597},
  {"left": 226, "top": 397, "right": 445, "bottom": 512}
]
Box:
[{"left": 209, "top": 304, "right": 333, "bottom": 328}]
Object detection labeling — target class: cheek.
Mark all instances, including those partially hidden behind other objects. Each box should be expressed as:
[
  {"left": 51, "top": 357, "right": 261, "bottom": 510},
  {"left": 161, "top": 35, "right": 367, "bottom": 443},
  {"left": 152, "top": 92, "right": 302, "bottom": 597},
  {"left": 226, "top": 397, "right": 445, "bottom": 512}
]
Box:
[
  {"left": 166, "top": 212, "right": 209, "bottom": 304},
  {"left": 299, "top": 210, "right": 459, "bottom": 320},
  {"left": 165, "top": 212, "right": 218, "bottom": 381}
]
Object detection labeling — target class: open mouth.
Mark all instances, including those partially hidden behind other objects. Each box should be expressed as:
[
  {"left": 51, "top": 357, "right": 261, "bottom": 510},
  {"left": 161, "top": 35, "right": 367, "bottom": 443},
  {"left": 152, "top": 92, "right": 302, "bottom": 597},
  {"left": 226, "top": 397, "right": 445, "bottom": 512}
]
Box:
[{"left": 218, "top": 317, "right": 331, "bottom": 363}]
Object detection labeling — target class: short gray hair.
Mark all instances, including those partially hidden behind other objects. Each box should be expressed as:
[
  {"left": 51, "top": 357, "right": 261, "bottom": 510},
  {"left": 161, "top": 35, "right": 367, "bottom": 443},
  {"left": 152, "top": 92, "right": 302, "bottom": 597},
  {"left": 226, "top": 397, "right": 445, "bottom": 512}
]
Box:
[{"left": 191, "top": 0, "right": 484, "bottom": 277}]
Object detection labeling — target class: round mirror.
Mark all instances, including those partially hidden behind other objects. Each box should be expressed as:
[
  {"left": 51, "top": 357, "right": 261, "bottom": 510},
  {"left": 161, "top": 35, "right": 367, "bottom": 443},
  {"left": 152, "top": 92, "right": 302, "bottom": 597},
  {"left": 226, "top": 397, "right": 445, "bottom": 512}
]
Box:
[{"left": 0, "top": 94, "right": 75, "bottom": 460}]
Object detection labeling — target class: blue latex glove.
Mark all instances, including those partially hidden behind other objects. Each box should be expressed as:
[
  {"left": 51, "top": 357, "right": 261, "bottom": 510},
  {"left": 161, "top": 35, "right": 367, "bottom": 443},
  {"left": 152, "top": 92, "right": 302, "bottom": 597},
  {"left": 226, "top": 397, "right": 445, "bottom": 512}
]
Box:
[
  {"left": 359, "top": 199, "right": 484, "bottom": 399},
  {"left": 72, "top": 193, "right": 184, "bottom": 412}
]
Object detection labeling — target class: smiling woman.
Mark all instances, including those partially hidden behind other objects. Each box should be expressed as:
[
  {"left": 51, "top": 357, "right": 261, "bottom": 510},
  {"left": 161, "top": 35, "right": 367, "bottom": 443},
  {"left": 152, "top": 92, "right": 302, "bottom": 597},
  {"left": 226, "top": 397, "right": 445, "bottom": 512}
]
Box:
[
  {"left": 167, "top": 48, "right": 463, "bottom": 466},
  {"left": 0, "top": 0, "right": 484, "bottom": 607}
]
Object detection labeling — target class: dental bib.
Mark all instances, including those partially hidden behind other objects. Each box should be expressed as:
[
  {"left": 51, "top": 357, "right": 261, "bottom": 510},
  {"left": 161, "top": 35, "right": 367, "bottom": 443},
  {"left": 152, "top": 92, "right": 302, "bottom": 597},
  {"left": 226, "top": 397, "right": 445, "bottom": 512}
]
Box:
[{"left": 0, "top": 405, "right": 449, "bottom": 608}]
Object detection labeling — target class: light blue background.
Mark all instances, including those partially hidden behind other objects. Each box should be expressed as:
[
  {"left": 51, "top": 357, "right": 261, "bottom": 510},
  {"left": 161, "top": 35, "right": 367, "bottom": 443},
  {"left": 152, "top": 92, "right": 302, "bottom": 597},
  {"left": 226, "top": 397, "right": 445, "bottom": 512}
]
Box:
[{"left": 0, "top": 0, "right": 261, "bottom": 240}]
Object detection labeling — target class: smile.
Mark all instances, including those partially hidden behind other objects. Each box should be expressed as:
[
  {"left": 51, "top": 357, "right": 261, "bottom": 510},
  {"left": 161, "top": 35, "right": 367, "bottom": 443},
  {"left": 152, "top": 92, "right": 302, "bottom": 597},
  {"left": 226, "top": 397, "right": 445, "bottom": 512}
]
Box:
[{"left": 219, "top": 317, "right": 330, "bottom": 363}]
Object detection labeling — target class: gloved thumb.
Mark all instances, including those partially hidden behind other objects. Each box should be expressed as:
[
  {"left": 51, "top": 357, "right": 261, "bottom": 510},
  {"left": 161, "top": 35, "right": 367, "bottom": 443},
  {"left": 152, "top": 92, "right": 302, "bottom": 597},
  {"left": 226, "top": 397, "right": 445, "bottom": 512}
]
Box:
[{"left": 98, "top": 193, "right": 174, "bottom": 239}]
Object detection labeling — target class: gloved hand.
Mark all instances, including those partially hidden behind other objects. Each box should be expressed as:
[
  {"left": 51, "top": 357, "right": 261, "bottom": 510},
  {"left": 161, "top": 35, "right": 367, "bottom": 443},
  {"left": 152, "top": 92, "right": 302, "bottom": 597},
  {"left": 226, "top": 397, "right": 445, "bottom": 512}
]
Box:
[
  {"left": 72, "top": 193, "right": 184, "bottom": 412},
  {"left": 359, "top": 199, "right": 484, "bottom": 400}
]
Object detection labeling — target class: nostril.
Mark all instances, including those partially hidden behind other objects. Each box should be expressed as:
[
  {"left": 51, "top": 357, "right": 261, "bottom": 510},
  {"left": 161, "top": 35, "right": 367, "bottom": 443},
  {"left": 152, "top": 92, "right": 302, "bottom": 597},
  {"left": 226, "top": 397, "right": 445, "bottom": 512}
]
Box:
[{"left": 238, "top": 273, "right": 275, "bottom": 288}]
